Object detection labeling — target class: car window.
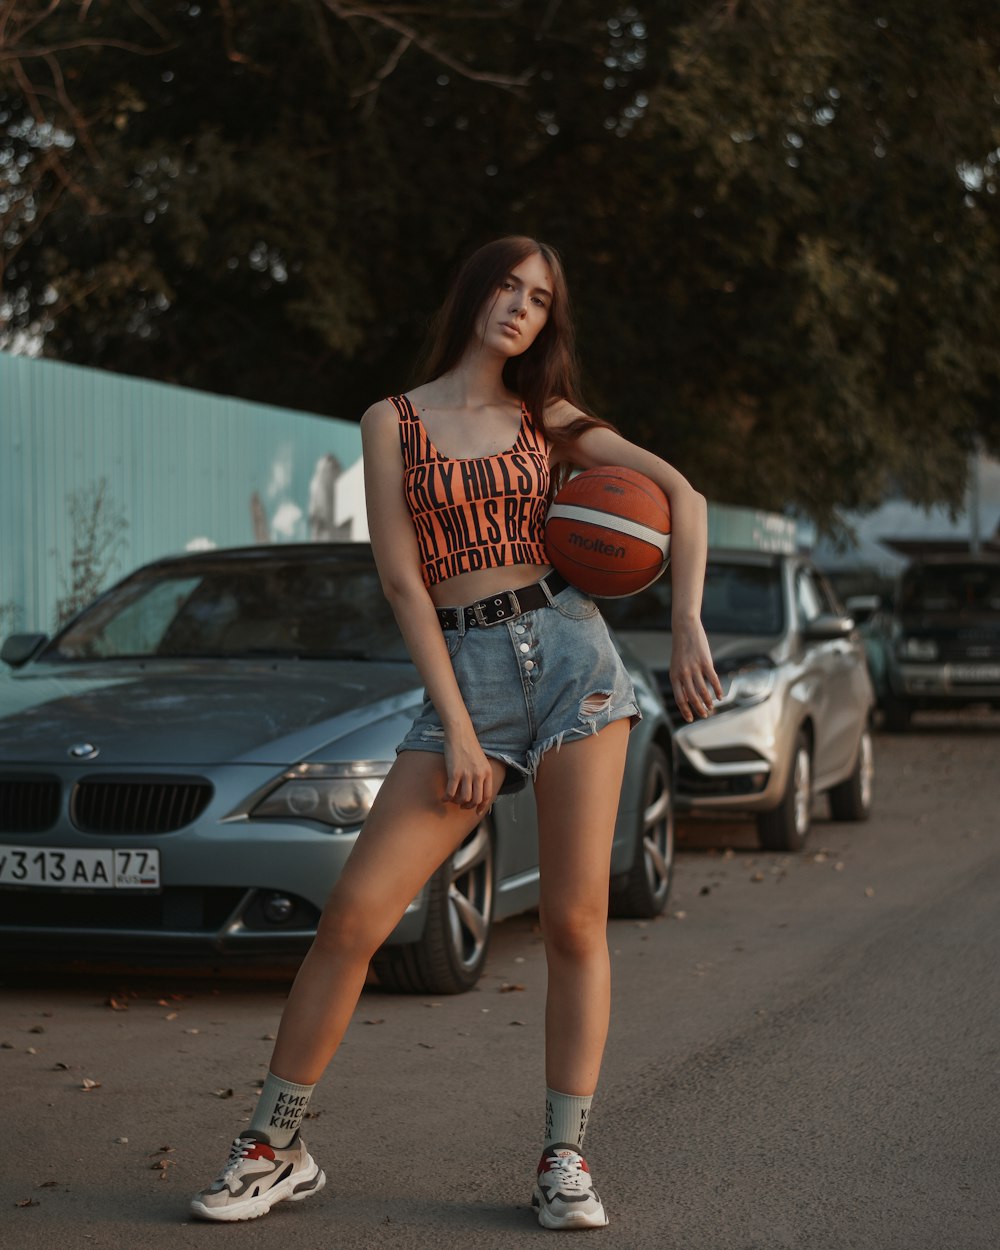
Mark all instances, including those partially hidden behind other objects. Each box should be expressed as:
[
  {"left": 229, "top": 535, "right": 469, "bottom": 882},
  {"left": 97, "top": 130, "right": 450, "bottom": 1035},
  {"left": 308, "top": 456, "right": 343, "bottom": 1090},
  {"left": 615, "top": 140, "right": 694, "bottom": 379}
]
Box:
[
  {"left": 898, "top": 564, "right": 1000, "bottom": 613},
  {"left": 44, "top": 560, "right": 409, "bottom": 662},
  {"left": 599, "top": 562, "right": 784, "bottom": 635}
]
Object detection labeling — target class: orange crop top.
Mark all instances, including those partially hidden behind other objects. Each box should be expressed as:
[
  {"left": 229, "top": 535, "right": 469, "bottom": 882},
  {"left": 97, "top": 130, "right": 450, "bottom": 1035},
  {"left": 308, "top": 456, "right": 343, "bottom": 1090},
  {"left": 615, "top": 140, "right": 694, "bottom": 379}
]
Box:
[{"left": 389, "top": 393, "right": 551, "bottom": 588}]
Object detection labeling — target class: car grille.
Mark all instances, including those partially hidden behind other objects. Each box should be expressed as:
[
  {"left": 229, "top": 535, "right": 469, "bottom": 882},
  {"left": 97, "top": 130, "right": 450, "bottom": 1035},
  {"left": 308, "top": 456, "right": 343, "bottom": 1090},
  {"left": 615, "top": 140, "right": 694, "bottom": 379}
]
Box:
[
  {"left": 71, "top": 777, "right": 213, "bottom": 834},
  {"left": 0, "top": 777, "right": 61, "bottom": 833},
  {"left": 0, "top": 886, "right": 246, "bottom": 931}
]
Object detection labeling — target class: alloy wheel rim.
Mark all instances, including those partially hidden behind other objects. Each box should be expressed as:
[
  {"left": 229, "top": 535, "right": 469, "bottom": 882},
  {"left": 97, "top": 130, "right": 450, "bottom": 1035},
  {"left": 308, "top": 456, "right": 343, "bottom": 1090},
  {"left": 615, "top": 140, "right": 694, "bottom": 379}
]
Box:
[
  {"left": 859, "top": 730, "right": 874, "bottom": 811},
  {"left": 794, "top": 747, "right": 812, "bottom": 836},
  {"left": 447, "top": 821, "right": 493, "bottom": 972},
  {"left": 642, "top": 756, "right": 674, "bottom": 902}
]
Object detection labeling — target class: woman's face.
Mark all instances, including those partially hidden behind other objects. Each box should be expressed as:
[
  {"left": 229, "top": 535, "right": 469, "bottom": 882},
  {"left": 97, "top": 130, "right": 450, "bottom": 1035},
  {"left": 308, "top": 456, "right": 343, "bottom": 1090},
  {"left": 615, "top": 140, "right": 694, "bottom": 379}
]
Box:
[{"left": 475, "top": 251, "right": 554, "bottom": 357}]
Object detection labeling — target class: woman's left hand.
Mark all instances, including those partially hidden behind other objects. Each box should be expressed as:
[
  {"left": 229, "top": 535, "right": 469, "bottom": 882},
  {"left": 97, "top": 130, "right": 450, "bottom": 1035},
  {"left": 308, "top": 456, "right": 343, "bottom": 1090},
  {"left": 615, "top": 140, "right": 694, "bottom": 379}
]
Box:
[{"left": 670, "top": 619, "right": 723, "bottom": 722}]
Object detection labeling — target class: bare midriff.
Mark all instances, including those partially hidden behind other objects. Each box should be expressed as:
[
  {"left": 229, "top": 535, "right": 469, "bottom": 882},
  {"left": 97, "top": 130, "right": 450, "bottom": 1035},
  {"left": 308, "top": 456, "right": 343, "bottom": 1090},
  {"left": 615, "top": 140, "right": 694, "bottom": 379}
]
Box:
[{"left": 427, "top": 561, "right": 554, "bottom": 609}]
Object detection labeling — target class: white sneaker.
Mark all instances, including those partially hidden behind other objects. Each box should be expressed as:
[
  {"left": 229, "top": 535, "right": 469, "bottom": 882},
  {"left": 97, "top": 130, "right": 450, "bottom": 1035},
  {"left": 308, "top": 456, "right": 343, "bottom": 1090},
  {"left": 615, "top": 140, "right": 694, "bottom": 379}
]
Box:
[
  {"left": 532, "top": 1143, "right": 609, "bottom": 1230},
  {"left": 190, "top": 1132, "right": 326, "bottom": 1222}
]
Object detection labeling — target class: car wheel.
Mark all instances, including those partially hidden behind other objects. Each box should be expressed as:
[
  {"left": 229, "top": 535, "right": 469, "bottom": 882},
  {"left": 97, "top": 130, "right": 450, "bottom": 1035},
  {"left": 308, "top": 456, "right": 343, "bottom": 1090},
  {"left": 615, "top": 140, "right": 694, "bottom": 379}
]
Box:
[
  {"left": 609, "top": 743, "right": 674, "bottom": 918},
  {"left": 757, "top": 730, "right": 812, "bottom": 852},
  {"left": 828, "top": 725, "right": 874, "bottom": 822},
  {"left": 371, "top": 817, "right": 495, "bottom": 995},
  {"left": 882, "top": 694, "right": 912, "bottom": 732}
]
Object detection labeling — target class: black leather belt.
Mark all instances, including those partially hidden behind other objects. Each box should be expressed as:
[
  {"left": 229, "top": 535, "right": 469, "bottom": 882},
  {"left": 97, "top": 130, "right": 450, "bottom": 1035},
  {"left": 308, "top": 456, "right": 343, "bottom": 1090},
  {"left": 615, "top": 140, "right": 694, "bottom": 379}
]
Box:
[{"left": 436, "top": 571, "right": 568, "bottom": 631}]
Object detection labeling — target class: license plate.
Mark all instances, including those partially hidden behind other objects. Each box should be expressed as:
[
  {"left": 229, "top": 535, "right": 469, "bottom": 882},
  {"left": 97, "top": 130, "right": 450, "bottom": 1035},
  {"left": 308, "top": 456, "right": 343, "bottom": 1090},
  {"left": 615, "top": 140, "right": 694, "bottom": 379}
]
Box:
[
  {"left": 0, "top": 846, "right": 161, "bottom": 890},
  {"left": 950, "top": 664, "right": 1000, "bottom": 683}
]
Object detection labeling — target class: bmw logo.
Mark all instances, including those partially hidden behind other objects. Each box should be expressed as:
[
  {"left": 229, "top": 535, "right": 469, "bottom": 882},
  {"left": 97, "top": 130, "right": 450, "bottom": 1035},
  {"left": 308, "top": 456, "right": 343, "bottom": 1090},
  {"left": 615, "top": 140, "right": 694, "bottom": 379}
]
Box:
[{"left": 68, "top": 743, "right": 100, "bottom": 760}]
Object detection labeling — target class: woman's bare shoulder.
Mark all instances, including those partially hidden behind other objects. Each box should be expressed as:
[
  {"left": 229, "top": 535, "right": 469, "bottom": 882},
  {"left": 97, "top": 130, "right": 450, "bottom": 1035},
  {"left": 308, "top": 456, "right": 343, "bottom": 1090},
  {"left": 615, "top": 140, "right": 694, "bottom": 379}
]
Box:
[
  {"left": 544, "top": 397, "right": 589, "bottom": 428},
  {"left": 360, "top": 397, "right": 400, "bottom": 435}
]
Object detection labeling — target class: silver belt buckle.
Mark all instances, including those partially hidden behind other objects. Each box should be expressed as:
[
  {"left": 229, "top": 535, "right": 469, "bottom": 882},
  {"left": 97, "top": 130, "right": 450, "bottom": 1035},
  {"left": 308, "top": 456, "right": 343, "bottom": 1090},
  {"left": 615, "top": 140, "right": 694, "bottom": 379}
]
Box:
[{"left": 474, "top": 590, "right": 520, "bottom": 628}]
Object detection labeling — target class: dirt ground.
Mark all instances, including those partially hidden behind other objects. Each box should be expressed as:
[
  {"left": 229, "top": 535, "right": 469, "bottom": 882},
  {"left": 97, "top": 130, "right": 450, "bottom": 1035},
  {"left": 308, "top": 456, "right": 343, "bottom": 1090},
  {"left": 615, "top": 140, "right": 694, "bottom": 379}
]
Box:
[{"left": 2, "top": 715, "right": 999, "bottom": 1249}]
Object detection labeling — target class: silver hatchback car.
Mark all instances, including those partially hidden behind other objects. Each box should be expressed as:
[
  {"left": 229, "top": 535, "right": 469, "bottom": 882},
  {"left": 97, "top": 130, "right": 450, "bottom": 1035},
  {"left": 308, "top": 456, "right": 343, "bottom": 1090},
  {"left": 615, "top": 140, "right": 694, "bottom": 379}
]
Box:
[
  {"left": 0, "top": 544, "right": 675, "bottom": 992},
  {"left": 600, "top": 550, "right": 876, "bottom": 851}
]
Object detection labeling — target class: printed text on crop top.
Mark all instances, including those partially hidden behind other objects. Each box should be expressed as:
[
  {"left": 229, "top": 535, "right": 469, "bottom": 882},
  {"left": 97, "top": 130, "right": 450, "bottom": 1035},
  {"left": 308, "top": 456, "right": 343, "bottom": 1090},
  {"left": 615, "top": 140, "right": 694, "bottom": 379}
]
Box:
[{"left": 389, "top": 393, "right": 551, "bottom": 588}]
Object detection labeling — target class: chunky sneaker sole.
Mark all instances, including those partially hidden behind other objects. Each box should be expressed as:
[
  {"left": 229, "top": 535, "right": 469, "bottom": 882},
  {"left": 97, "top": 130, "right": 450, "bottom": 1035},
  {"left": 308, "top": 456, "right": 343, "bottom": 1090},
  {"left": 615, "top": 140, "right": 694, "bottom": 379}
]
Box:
[
  {"left": 533, "top": 1143, "right": 609, "bottom": 1230},
  {"left": 190, "top": 1132, "right": 326, "bottom": 1222}
]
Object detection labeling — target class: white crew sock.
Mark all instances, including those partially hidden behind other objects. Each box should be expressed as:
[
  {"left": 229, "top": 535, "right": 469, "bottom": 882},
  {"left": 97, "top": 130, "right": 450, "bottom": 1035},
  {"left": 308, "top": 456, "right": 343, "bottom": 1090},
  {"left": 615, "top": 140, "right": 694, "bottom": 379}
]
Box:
[
  {"left": 249, "top": 1070, "right": 316, "bottom": 1147},
  {"left": 544, "top": 1086, "right": 593, "bottom": 1150}
]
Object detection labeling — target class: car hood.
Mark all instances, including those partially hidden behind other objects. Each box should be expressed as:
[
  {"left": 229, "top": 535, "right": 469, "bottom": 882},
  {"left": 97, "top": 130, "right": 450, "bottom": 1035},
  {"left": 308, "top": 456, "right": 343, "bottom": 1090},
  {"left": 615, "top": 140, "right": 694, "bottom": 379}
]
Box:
[
  {"left": 0, "top": 659, "right": 423, "bottom": 766},
  {"left": 614, "top": 630, "right": 786, "bottom": 673}
]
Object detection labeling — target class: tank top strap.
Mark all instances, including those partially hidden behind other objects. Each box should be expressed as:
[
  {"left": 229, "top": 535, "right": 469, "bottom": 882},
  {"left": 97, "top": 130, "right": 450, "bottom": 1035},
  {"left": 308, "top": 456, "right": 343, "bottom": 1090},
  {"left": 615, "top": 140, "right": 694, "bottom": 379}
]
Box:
[
  {"left": 517, "top": 404, "right": 549, "bottom": 455},
  {"left": 389, "top": 394, "right": 431, "bottom": 471}
]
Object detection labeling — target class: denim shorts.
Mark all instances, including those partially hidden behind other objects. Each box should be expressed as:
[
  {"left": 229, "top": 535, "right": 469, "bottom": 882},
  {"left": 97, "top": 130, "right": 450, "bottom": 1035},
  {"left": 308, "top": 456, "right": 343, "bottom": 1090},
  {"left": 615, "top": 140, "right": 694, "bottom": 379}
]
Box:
[{"left": 397, "top": 579, "right": 641, "bottom": 793}]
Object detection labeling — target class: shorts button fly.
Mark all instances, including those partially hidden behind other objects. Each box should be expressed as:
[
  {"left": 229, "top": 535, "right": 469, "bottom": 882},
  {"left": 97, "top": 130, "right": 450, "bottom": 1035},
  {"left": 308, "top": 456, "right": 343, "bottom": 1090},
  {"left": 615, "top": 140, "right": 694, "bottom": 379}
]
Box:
[
  {"left": 524, "top": 660, "right": 535, "bottom": 671},
  {"left": 519, "top": 643, "right": 530, "bottom": 653},
  {"left": 515, "top": 625, "right": 526, "bottom": 635}
]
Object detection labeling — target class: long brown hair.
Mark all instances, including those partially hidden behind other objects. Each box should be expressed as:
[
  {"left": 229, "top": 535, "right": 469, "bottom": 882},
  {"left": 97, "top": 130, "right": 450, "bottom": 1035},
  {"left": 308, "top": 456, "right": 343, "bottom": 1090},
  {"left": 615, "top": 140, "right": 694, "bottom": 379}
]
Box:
[{"left": 417, "top": 236, "right": 616, "bottom": 487}]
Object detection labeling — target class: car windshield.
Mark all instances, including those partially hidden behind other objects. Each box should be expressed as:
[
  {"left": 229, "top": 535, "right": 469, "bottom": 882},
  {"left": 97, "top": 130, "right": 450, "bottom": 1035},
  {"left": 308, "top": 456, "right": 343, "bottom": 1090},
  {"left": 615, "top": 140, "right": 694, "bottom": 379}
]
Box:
[
  {"left": 898, "top": 564, "right": 1000, "bottom": 613},
  {"left": 599, "top": 561, "right": 784, "bottom": 635},
  {"left": 42, "top": 558, "right": 411, "bottom": 663}
]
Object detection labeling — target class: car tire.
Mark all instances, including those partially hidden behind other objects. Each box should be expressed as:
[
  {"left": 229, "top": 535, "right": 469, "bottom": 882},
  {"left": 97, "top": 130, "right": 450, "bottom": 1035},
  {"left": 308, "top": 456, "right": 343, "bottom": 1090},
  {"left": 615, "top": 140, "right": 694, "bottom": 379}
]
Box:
[
  {"left": 828, "top": 725, "right": 874, "bottom": 822},
  {"left": 882, "top": 694, "right": 912, "bottom": 732},
  {"left": 371, "top": 817, "right": 495, "bottom": 995},
  {"left": 757, "top": 730, "right": 812, "bottom": 852},
  {"left": 609, "top": 743, "right": 674, "bottom": 919}
]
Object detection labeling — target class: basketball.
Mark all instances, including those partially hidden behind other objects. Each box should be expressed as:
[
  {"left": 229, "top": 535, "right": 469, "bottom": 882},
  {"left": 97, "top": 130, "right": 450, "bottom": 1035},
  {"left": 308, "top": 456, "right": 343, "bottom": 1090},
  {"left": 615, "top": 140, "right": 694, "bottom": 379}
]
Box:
[{"left": 545, "top": 466, "right": 671, "bottom": 598}]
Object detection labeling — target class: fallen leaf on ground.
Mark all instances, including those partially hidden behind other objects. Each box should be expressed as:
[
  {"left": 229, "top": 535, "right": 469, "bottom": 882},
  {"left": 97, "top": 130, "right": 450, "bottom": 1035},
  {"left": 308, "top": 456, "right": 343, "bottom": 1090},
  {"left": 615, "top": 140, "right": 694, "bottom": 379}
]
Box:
[
  {"left": 673, "top": 910, "right": 687, "bottom": 920},
  {"left": 113, "top": 1137, "right": 128, "bottom": 1144},
  {"left": 417, "top": 1042, "right": 434, "bottom": 1049},
  {"left": 1, "top": 1042, "right": 13, "bottom": 1049},
  {"left": 864, "top": 886, "right": 876, "bottom": 898},
  {"left": 53, "top": 1062, "right": 69, "bottom": 1070},
  {"left": 509, "top": 1020, "right": 525, "bottom": 1027},
  {"left": 499, "top": 983, "right": 525, "bottom": 993},
  {"left": 164, "top": 1012, "right": 178, "bottom": 1021},
  {"left": 28, "top": 1025, "right": 45, "bottom": 1034},
  {"left": 26, "top": 1047, "right": 38, "bottom": 1055},
  {"left": 261, "top": 1033, "right": 275, "bottom": 1041},
  {"left": 37, "top": 1181, "right": 58, "bottom": 1188},
  {"left": 750, "top": 872, "right": 765, "bottom": 883},
  {"left": 183, "top": 1028, "right": 200, "bottom": 1035},
  {"left": 81, "top": 1078, "right": 101, "bottom": 1091},
  {"left": 106, "top": 997, "right": 128, "bottom": 1012},
  {"left": 363, "top": 1019, "right": 385, "bottom": 1026},
  {"left": 15, "top": 1198, "right": 40, "bottom": 1208},
  {"left": 212, "top": 1088, "right": 234, "bottom": 1099}
]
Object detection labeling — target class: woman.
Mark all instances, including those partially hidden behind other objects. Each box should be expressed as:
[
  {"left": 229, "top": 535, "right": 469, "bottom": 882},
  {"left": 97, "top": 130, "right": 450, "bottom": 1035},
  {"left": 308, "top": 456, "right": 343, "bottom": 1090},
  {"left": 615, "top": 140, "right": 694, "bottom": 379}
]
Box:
[{"left": 191, "top": 237, "right": 721, "bottom": 1229}]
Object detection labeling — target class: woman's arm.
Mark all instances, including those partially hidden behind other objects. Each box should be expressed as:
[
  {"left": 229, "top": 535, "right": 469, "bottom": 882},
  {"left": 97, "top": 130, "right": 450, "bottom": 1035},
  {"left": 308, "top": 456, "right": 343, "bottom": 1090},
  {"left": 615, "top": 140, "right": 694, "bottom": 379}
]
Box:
[
  {"left": 361, "top": 402, "right": 496, "bottom": 812},
  {"left": 547, "top": 402, "right": 723, "bottom": 722}
]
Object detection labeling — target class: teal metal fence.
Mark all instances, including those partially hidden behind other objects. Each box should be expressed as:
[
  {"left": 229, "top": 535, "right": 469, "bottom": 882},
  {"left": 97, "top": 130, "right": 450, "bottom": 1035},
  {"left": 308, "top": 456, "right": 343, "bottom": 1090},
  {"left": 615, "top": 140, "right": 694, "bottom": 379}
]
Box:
[{"left": 0, "top": 354, "right": 364, "bottom": 634}]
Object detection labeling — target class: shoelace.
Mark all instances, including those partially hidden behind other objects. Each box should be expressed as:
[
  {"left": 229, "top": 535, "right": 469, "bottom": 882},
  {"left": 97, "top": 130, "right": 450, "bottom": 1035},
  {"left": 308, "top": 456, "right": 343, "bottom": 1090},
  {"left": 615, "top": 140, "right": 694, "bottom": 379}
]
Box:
[
  {"left": 216, "top": 1137, "right": 258, "bottom": 1183},
  {"left": 543, "top": 1153, "right": 592, "bottom": 1193}
]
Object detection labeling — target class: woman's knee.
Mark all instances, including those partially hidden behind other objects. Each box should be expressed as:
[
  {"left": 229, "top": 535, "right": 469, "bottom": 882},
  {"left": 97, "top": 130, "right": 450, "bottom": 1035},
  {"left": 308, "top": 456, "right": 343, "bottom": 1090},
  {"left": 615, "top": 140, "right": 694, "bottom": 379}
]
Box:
[
  {"left": 541, "top": 901, "right": 609, "bottom": 963},
  {"left": 313, "top": 888, "right": 389, "bottom": 961}
]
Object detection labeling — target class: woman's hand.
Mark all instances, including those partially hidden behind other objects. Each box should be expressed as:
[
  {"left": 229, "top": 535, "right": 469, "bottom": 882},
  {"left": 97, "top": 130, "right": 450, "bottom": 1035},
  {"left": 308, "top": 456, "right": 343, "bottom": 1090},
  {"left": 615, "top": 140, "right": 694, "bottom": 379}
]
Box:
[
  {"left": 443, "top": 726, "right": 496, "bottom": 814},
  {"left": 670, "top": 618, "right": 723, "bottom": 722}
]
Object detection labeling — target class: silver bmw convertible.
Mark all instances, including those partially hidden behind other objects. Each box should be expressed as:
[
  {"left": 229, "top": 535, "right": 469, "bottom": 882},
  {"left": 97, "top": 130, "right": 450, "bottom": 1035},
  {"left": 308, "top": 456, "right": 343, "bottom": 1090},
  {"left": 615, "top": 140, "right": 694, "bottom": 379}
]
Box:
[{"left": 0, "top": 544, "right": 675, "bottom": 993}]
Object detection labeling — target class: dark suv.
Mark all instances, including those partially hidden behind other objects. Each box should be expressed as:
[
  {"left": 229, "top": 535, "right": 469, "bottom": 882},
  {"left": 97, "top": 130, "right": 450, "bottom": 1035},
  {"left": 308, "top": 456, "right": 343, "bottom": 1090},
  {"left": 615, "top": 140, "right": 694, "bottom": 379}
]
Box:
[{"left": 883, "top": 554, "right": 1000, "bottom": 730}]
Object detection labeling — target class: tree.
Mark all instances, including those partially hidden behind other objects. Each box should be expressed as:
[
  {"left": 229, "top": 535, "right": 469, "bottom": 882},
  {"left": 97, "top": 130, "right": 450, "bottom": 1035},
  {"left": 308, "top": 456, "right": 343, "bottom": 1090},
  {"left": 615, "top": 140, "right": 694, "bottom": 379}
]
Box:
[{"left": 2, "top": 1, "right": 999, "bottom": 526}]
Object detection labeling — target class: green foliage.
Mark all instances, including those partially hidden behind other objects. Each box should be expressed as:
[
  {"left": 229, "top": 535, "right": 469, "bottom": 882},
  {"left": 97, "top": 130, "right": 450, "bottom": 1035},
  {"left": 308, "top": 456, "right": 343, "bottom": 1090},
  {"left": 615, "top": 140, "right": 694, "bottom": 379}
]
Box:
[{"left": 2, "top": 1, "right": 999, "bottom": 527}]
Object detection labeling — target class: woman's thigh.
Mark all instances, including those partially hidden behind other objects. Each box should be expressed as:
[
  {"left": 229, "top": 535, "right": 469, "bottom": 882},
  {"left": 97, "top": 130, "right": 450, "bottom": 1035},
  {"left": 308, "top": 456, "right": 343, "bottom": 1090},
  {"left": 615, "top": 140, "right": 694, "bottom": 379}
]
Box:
[
  {"left": 322, "top": 749, "right": 506, "bottom": 940},
  {"left": 533, "top": 720, "right": 630, "bottom": 923}
]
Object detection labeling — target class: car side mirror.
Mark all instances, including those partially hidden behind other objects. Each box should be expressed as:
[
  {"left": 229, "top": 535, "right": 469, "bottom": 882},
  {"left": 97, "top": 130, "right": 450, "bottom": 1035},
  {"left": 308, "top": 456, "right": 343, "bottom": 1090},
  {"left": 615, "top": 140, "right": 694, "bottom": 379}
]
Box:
[
  {"left": 801, "top": 614, "right": 855, "bottom": 641},
  {"left": 844, "top": 595, "right": 881, "bottom": 626},
  {"left": 1, "top": 633, "right": 48, "bottom": 667}
]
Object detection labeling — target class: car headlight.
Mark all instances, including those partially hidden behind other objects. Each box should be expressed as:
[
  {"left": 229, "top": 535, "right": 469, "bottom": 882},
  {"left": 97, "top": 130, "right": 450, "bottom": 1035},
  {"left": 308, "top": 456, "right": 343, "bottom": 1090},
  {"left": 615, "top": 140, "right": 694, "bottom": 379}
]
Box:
[
  {"left": 250, "top": 763, "right": 389, "bottom": 830},
  {"left": 714, "top": 658, "right": 776, "bottom": 712},
  {"left": 898, "top": 636, "right": 938, "bottom": 661}
]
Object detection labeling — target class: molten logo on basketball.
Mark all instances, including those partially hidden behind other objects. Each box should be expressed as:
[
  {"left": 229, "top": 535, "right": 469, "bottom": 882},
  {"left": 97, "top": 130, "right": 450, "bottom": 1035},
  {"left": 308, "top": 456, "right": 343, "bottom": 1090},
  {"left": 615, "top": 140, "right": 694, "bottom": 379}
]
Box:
[{"left": 568, "top": 531, "right": 626, "bottom": 559}]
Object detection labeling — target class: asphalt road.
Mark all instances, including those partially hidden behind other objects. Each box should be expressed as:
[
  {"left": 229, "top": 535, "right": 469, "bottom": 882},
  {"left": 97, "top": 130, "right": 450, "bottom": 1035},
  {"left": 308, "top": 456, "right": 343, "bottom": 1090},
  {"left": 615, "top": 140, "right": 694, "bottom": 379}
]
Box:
[{"left": 3, "top": 718, "right": 998, "bottom": 1249}]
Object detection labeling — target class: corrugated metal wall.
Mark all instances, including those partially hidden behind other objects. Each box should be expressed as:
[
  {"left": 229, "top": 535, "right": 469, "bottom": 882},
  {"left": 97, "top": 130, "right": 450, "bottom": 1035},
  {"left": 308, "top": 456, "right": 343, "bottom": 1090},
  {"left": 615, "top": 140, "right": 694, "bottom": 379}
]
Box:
[{"left": 0, "top": 354, "right": 364, "bottom": 634}]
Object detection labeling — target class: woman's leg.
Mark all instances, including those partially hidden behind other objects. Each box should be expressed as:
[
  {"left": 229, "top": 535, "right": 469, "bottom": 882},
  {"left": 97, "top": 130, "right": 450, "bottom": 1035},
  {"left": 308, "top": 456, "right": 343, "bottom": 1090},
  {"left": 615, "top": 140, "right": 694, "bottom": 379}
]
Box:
[
  {"left": 269, "top": 749, "right": 506, "bottom": 1084},
  {"left": 533, "top": 719, "right": 630, "bottom": 1096}
]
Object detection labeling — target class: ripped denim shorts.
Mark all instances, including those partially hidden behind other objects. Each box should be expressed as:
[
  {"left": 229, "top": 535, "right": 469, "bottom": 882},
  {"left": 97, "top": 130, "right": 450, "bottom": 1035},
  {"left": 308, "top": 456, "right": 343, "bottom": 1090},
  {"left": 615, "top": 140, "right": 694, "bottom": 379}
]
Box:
[{"left": 396, "top": 579, "right": 641, "bottom": 794}]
